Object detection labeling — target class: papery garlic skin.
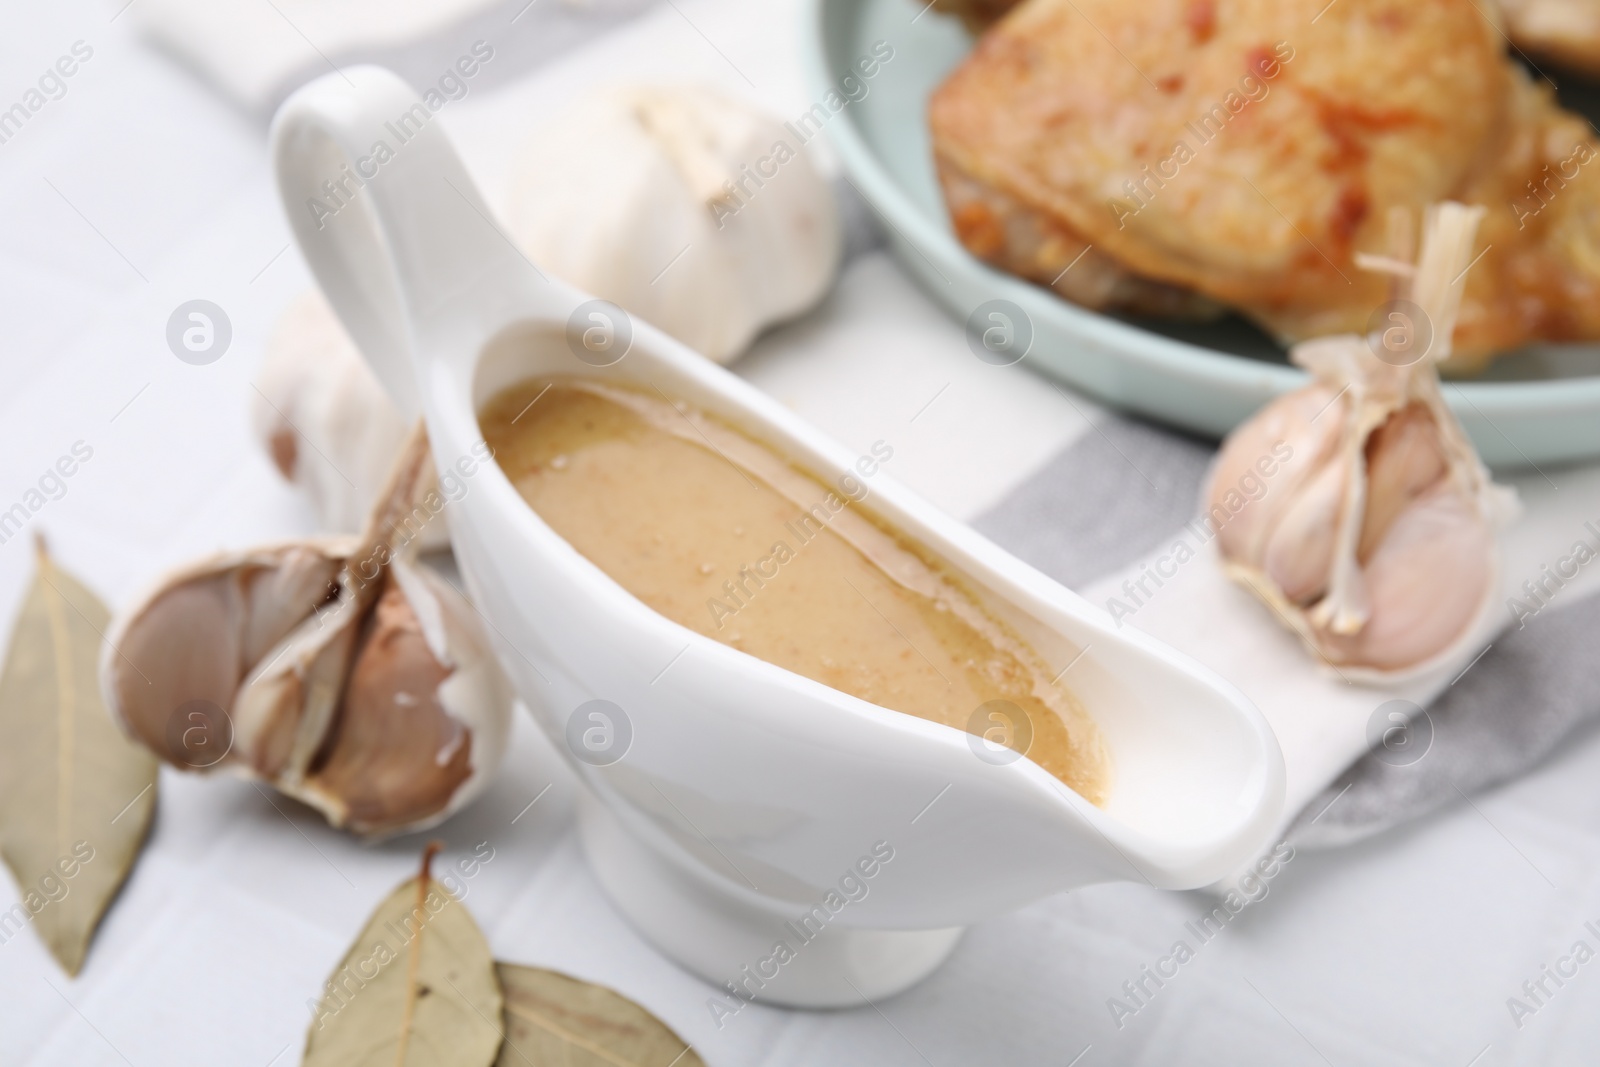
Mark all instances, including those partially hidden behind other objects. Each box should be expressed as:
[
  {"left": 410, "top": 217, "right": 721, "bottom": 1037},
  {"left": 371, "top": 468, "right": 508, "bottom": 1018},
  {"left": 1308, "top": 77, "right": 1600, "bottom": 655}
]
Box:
[
  {"left": 1206, "top": 203, "right": 1518, "bottom": 679},
  {"left": 505, "top": 85, "right": 840, "bottom": 363},
  {"left": 252, "top": 291, "right": 448, "bottom": 551}
]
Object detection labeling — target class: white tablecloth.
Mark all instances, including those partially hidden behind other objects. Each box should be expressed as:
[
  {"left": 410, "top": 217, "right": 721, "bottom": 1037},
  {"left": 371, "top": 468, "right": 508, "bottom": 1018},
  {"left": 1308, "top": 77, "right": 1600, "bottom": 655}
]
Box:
[{"left": 4, "top": 2, "right": 1600, "bottom": 1065}]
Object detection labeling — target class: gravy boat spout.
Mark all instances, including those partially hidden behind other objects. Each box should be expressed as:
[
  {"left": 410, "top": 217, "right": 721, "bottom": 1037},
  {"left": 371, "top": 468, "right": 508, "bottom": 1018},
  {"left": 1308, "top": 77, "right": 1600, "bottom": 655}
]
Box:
[{"left": 271, "top": 68, "right": 1284, "bottom": 1008}]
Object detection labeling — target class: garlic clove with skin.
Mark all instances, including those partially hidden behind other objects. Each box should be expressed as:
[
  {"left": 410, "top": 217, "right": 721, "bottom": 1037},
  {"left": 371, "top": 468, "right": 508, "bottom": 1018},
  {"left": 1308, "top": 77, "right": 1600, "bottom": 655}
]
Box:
[
  {"left": 298, "top": 557, "right": 509, "bottom": 834},
  {"left": 102, "top": 425, "right": 513, "bottom": 836},
  {"left": 1356, "top": 403, "right": 1447, "bottom": 562},
  {"left": 106, "top": 542, "right": 350, "bottom": 770},
  {"left": 1260, "top": 451, "right": 1348, "bottom": 606},
  {"left": 229, "top": 570, "right": 368, "bottom": 784},
  {"left": 1326, "top": 485, "right": 1495, "bottom": 671},
  {"left": 1209, "top": 382, "right": 1344, "bottom": 566},
  {"left": 1206, "top": 202, "right": 1518, "bottom": 678},
  {"left": 505, "top": 85, "right": 841, "bottom": 364}
]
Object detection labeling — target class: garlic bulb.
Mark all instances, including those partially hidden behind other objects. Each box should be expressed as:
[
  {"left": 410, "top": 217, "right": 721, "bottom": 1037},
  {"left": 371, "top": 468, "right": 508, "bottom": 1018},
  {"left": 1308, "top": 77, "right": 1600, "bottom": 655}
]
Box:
[
  {"left": 1207, "top": 202, "right": 1518, "bottom": 677},
  {"left": 505, "top": 85, "right": 840, "bottom": 363},
  {"left": 252, "top": 291, "right": 449, "bottom": 551},
  {"left": 102, "top": 425, "right": 513, "bottom": 836}
]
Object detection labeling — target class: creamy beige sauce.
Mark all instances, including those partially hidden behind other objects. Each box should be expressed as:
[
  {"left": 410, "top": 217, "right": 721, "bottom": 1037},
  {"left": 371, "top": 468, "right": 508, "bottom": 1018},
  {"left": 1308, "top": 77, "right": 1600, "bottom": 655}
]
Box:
[{"left": 480, "top": 378, "right": 1109, "bottom": 804}]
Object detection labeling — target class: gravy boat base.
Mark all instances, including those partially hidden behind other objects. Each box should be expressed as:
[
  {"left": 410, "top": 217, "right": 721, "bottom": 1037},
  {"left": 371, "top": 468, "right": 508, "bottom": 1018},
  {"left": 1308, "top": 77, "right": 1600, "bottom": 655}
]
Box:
[{"left": 580, "top": 795, "right": 964, "bottom": 1007}]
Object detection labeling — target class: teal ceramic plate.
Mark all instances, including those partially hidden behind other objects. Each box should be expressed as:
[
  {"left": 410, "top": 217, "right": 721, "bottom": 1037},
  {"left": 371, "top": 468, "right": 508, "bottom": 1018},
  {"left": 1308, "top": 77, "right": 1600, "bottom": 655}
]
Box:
[{"left": 800, "top": 0, "right": 1600, "bottom": 468}]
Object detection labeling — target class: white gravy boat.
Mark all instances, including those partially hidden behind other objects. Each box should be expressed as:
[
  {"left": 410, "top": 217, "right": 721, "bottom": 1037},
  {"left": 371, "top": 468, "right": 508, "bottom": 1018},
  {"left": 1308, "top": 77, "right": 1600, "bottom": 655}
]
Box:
[{"left": 271, "top": 68, "right": 1284, "bottom": 1008}]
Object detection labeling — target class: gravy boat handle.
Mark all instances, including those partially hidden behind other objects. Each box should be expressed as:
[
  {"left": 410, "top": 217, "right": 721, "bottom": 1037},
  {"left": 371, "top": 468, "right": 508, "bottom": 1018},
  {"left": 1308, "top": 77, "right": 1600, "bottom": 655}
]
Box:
[{"left": 269, "top": 65, "right": 561, "bottom": 420}]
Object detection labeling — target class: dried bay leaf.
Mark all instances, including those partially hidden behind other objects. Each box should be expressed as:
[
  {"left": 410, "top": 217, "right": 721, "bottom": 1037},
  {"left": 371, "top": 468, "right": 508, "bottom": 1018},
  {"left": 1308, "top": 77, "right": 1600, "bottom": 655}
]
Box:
[
  {"left": 0, "top": 536, "right": 158, "bottom": 975},
  {"left": 304, "top": 842, "right": 503, "bottom": 1067},
  {"left": 495, "top": 964, "right": 703, "bottom": 1067}
]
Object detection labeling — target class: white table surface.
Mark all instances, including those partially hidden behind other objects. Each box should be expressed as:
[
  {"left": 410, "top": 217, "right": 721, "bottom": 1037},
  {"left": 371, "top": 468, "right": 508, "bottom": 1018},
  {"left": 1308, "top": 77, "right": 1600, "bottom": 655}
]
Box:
[{"left": 3, "top": 2, "right": 1600, "bottom": 1065}]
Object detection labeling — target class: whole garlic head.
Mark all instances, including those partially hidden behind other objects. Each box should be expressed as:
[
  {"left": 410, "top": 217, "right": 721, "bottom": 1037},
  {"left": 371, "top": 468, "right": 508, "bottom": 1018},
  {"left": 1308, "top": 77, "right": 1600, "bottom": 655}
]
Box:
[
  {"left": 505, "top": 85, "right": 841, "bottom": 363},
  {"left": 252, "top": 291, "right": 449, "bottom": 551},
  {"left": 102, "top": 425, "right": 513, "bottom": 836},
  {"left": 1207, "top": 202, "right": 1518, "bottom": 678}
]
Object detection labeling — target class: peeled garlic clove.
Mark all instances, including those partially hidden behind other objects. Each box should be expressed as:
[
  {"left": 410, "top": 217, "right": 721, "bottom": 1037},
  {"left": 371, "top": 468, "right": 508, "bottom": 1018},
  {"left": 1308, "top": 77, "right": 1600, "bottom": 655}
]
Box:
[
  {"left": 252, "top": 291, "right": 449, "bottom": 551},
  {"left": 1326, "top": 485, "right": 1494, "bottom": 671},
  {"left": 506, "top": 85, "right": 841, "bottom": 363},
  {"left": 1208, "top": 383, "right": 1343, "bottom": 566},
  {"left": 1207, "top": 201, "right": 1517, "bottom": 677},
  {"left": 101, "top": 428, "right": 514, "bottom": 836}
]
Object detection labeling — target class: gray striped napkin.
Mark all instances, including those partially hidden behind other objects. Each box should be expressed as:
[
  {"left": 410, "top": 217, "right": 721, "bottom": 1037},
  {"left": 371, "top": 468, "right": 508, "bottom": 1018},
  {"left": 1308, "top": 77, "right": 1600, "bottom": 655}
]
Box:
[{"left": 972, "top": 413, "right": 1600, "bottom": 847}]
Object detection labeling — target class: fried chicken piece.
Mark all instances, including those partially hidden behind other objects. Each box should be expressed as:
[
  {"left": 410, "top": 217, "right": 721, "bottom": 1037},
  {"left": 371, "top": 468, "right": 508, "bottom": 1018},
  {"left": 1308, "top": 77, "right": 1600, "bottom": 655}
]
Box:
[
  {"left": 942, "top": 0, "right": 1600, "bottom": 81},
  {"left": 930, "top": 0, "right": 1600, "bottom": 371},
  {"left": 1501, "top": 0, "right": 1600, "bottom": 76}
]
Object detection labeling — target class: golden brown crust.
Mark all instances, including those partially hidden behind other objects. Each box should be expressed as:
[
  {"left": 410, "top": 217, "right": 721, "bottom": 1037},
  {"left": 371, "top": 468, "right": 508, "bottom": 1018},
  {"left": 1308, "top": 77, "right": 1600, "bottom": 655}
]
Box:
[
  {"left": 938, "top": 155, "right": 1226, "bottom": 318},
  {"left": 930, "top": 0, "right": 1600, "bottom": 369}
]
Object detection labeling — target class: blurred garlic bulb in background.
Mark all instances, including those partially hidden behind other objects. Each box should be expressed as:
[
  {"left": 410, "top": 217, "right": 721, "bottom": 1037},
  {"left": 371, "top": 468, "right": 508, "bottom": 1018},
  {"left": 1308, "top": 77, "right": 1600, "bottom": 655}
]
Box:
[
  {"left": 1208, "top": 202, "right": 1518, "bottom": 676},
  {"left": 103, "top": 426, "right": 513, "bottom": 836},
  {"left": 252, "top": 291, "right": 449, "bottom": 551},
  {"left": 505, "top": 84, "right": 841, "bottom": 363}
]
